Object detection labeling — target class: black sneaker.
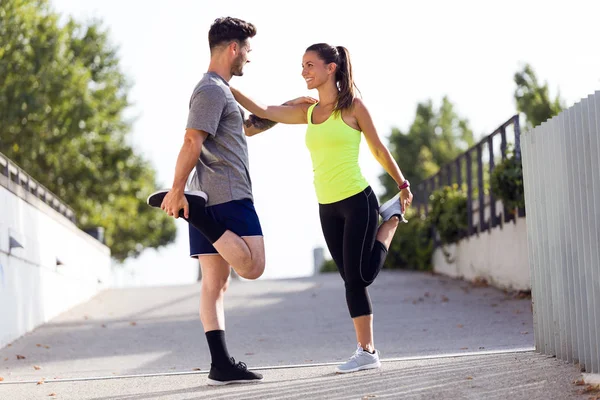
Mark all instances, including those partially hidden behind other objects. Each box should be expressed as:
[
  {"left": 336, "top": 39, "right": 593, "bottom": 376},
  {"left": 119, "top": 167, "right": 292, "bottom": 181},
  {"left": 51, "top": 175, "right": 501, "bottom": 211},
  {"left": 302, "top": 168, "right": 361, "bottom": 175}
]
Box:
[
  {"left": 207, "top": 358, "right": 263, "bottom": 386},
  {"left": 146, "top": 189, "right": 208, "bottom": 219}
]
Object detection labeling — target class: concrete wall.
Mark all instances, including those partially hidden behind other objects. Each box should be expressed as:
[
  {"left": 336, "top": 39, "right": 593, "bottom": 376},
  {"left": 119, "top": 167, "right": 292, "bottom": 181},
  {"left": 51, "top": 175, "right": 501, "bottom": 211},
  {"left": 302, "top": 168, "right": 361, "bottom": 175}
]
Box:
[
  {"left": 433, "top": 200, "right": 530, "bottom": 291},
  {"left": 0, "top": 180, "right": 111, "bottom": 348}
]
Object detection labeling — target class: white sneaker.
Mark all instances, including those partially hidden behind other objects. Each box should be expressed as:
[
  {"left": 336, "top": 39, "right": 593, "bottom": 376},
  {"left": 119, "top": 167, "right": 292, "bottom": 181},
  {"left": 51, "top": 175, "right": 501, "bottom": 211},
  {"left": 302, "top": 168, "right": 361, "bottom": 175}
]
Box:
[
  {"left": 379, "top": 193, "right": 407, "bottom": 223},
  {"left": 336, "top": 344, "right": 381, "bottom": 373}
]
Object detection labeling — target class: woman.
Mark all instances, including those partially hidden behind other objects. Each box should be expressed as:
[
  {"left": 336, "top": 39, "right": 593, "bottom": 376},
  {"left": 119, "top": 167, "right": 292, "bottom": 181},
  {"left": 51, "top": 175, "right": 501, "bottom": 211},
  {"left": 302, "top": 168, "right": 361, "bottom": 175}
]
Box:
[{"left": 231, "top": 43, "right": 412, "bottom": 373}]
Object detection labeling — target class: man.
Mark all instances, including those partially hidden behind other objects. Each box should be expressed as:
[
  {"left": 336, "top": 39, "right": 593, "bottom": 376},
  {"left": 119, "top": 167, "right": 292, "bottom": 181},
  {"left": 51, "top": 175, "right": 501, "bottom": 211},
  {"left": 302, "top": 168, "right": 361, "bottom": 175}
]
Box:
[
  {"left": 147, "top": 17, "right": 310, "bottom": 385},
  {"left": 148, "top": 17, "right": 315, "bottom": 385}
]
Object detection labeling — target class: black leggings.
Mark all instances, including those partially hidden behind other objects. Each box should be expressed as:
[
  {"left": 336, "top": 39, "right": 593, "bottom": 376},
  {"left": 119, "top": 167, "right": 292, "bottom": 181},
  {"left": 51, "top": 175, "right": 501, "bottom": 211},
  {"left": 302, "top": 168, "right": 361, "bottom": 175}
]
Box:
[{"left": 319, "top": 186, "right": 388, "bottom": 318}]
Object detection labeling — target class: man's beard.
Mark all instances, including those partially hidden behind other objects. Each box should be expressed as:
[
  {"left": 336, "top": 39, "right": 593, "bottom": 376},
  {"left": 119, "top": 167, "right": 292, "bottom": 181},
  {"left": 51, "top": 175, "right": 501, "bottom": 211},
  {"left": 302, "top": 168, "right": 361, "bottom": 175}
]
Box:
[{"left": 231, "top": 56, "right": 245, "bottom": 76}]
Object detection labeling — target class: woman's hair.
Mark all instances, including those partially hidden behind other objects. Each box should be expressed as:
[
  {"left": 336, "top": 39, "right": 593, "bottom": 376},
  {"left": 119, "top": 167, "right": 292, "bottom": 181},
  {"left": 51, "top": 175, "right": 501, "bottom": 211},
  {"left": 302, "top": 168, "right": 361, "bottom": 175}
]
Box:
[{"left": 305, "top": 43, "right": 359, "bottom": 112}]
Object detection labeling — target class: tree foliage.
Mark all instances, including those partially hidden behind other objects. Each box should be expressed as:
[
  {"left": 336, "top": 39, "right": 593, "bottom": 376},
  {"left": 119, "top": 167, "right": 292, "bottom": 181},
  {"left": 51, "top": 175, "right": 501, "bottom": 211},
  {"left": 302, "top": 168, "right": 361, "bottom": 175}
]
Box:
[
  {"left": 0, "top": 0, "right": 176, "bottom": 262},
  {"left": 379, "top": 96, "right": 474, "bottom": 200},
  {"left": 514, "top": 63, "right": 565, "bottom": 129}
]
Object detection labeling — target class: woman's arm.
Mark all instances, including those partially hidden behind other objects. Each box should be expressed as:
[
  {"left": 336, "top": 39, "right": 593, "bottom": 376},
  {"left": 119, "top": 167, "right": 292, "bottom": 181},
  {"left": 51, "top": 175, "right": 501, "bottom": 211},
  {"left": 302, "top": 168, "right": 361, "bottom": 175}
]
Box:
[
  {"left": 354, "top": 98, "right": 413, "bottom": 210},
  {"left": 231, "top": 87, "right": 313, "bottom": 125}
]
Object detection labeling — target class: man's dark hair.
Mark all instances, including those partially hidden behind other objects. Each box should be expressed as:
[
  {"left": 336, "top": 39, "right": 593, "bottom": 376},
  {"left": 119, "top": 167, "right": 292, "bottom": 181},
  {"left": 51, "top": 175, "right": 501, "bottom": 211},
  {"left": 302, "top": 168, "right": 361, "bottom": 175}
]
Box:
[{"left": 208, "top": 17, "right": 257, "bottom": 51}]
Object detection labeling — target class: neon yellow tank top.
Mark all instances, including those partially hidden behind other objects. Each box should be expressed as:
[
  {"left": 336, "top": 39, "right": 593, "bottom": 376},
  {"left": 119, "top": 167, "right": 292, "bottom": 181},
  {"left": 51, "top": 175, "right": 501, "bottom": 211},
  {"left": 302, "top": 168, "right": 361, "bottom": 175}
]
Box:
[{"left": 305, "top": 103, "right": 369, "bottom": 204}]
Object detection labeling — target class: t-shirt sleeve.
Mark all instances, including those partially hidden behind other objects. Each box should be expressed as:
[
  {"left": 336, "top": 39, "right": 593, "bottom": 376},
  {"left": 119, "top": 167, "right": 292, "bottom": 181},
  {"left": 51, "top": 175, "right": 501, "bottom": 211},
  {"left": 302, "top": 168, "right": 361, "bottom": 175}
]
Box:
[{"left": 186, "top": 85, "right": 227, "bottom": 136}]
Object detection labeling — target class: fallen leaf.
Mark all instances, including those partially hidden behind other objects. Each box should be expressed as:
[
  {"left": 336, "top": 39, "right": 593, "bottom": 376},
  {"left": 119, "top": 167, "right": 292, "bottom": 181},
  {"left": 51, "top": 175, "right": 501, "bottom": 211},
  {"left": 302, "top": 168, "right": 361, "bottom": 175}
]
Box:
[
  {"left": 0, "top": 377, "right": 4, "bottom": 382},
  {"left": 192, "top": 368, "right": 201, "bottom": 371},
  {"left": 37, "top": 379, "right": 45, "bottom": 385},
  {"left": 521, "top": 331, "right": 529, "bottom": 335},
  {"left": 472, "top": 277, "right": 489, "bottom": 287},
  {"left": 490, "top": 304, "right": 498, "bottom": 307},
  {"left": 460, "top": 347, "right": 469, "bottom": 350},
  {"left": 245, "top": 352, "right": 255, "bottom": 356},
  {"left": 83, "top": 316, "right": 89, "bottom": 320},
  {"left": 441, "top": 296, "right": 449, "bottom": 302},
  {"left": 34, "top": 366, "right": 42, "bottom": 370},
  {"left": 130, "top": 322, "right": 137, "bottom": 326},
  {"left": 16, "top": 355, "right": 26, "bottom": 360},
  {"left": 514, "top": 310, "right": 523, "bottom": 314},
  {"left": 48, "top": 393, "right": 57, "bottom": 397},
  {"left": 3, "top": 358, "right": 8, "bottom": 361},
  {"left": 7, "top": 344, "right": 11, "bottom": 347},
  {"left": 44, "top": 345, "right": 50, "bottom": 349},
  {"left": 515, "top": 291, "right": 531, "bottom": 299},
  {"left": 36, "top": 344, "right": 42, "bottom": 348},
  {"left": 362, "top": 395, "right": 377, "bottom": 399},
  {"left": 466, "top": 376, "right": 473, "bottom": 380},
  {"left": 574, "top": 379, "right": 586, "bottom": 386},
  {"left": 457, "top": 324, "right": 464, "bottom": 328}
]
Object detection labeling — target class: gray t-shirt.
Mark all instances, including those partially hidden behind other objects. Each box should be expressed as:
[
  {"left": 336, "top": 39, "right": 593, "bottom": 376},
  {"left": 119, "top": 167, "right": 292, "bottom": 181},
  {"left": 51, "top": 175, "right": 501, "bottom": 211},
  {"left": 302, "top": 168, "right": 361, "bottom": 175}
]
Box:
[{"left": 186, "top": 72, "right": 253, "bottom": 206}]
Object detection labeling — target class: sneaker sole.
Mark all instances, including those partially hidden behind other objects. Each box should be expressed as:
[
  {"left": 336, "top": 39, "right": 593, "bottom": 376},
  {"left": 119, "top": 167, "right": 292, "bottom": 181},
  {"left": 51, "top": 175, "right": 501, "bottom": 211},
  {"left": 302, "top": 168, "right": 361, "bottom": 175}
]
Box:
[
  {"left": 379, "top": 194, "right": 400, "bottom": 215},
  {"left": 207, "top": 377, "right": 264, "bottom": 386},
  {"left": 146, "top": 189, "right": 208, "bottom": 208},
  {"left": 379, "top": 195, "right": 408, "bottom": 223},
  {"left": 336, "top": 361, "right": 382, "bottom": 374}
]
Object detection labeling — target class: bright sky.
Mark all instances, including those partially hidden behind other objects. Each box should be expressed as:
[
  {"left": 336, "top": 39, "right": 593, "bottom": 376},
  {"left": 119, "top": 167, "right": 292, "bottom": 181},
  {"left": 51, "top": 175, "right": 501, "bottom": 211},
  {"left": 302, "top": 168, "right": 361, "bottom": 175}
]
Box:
[{"left": 51, "top": 0, "right": 600, "bottom": 286}]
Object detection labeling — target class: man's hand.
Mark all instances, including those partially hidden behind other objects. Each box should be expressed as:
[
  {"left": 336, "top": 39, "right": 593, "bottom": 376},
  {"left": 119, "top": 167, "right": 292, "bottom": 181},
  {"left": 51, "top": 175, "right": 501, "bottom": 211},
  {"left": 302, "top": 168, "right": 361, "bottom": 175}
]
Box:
[{"left": 161, "top": 189, "right": 189, "bottom": 219}]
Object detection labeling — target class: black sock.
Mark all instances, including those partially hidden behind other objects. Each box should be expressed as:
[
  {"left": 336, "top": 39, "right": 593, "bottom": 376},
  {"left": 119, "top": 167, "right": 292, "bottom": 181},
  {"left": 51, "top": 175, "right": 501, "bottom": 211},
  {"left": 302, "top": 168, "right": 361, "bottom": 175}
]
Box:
[{"left": 205, "top": 330, "right": 232, "bottom": 368}]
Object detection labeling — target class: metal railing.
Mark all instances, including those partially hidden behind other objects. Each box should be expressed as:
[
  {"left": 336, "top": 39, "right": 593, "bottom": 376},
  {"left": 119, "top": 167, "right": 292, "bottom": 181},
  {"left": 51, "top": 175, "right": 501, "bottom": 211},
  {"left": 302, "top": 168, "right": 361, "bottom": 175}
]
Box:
[
  {"left": 413, "top": 114, "right": 524, "bottom": 238},
  {"left": 521, "top": 90, "right": 600, "bottom": 373},
  {"left": 0, "top": 151, "right": 76, "bottom": 223}
]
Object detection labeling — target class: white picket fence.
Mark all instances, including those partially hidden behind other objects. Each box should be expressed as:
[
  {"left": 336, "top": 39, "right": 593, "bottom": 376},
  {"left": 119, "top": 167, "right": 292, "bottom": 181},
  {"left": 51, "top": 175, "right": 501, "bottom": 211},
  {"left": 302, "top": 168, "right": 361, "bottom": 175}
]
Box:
[{"left": 521, "top": 91, "right": 600, "bottom": 373}]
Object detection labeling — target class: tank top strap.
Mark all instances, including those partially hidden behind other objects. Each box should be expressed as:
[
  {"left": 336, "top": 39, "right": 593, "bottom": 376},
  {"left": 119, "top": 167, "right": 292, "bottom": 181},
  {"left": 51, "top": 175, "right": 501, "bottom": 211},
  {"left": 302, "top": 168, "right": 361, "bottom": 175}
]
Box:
[{"left": 307, "top": 103, "right": 318, "bottom": 125}]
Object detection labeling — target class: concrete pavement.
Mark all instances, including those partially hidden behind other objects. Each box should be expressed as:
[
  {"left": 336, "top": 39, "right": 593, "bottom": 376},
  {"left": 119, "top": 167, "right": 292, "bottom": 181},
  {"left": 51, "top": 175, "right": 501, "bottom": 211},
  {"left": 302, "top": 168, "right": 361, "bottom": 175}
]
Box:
[{"left": 0, "top": 271, "right": 586, "bottom": 399}]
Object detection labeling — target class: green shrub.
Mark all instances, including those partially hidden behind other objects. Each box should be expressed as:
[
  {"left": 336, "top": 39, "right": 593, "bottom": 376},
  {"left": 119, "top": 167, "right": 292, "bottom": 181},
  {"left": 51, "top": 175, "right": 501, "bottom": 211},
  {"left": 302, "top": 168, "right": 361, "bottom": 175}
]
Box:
[
  {"left": 320, "top": 259, "right": 338, "bottom": 273},
  {"left": 428, "top": 184, "right": 468, "bottom": 244},
  {"left": 384, "top": 208, "right": 434, "bottom": 271},
  {"left": 490, "top": 151, "right": 525, "bottom": 211}
]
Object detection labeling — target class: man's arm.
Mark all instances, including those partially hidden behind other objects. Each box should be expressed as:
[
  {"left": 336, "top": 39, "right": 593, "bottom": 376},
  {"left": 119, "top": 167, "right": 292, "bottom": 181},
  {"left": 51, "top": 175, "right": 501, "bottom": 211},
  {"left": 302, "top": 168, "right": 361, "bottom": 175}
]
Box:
[
  {"left": 161, "top": 128, "right": 208, "bottom": 219},
  {"left": 171, "top": 128, "right": 209, "bottom": 192},
  {"left": 243, "top": 114, "right": 278, "bottom": 137}
]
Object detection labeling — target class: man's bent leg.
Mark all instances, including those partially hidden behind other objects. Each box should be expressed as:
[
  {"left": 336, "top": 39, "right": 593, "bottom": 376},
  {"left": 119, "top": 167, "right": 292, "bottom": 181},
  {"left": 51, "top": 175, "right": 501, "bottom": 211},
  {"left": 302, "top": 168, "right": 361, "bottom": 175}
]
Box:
[
  {"left": 154, "top": 194, "right": 265, "bottom": 280},
  {"left": 213, "top": 235, "right": 265, "bottom": 280}
]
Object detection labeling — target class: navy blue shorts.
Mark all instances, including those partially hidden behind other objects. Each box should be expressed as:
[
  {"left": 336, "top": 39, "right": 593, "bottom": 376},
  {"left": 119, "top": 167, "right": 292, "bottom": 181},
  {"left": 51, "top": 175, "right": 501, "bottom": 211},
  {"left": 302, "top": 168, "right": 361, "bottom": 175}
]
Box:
[{"left": 189, "top": 198, "right": 263, "bottom": 257}]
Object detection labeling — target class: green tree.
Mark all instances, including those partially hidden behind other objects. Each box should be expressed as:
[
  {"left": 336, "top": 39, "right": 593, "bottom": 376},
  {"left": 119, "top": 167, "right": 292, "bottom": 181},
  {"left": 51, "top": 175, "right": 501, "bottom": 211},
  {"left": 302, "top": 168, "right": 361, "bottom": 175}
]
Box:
[
  {"left": 0, "top": 0, "right": 176, "bottom": 261},
  {"left": 514, "top": 63, "right": 565, "bottom": 129},
  {"left": 379, "top": 96, "right": 474, "bottom": 200}
]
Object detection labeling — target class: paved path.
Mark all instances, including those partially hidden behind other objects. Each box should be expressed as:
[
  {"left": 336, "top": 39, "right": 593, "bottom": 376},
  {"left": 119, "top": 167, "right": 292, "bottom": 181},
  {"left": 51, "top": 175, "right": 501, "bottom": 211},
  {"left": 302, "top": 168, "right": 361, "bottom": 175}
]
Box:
[{"left": 0, "top": 271, "right": 586, "bottom": 399}]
